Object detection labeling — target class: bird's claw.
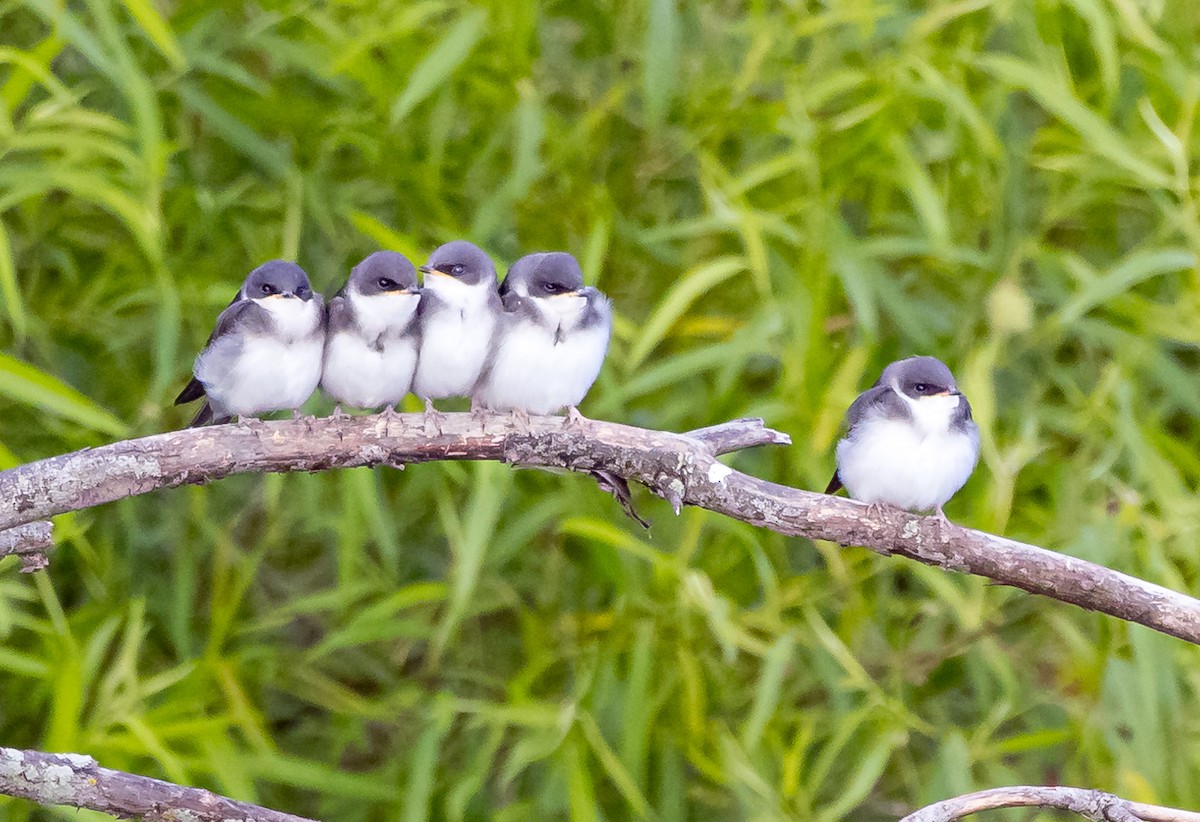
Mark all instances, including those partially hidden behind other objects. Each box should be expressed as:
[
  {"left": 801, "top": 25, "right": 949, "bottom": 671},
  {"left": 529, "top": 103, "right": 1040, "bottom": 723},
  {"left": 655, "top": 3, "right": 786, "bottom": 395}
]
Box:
[
  {"left": 564, "top": 405, "right": 588, "bottom": 429},
  {"left": 422, "top": 398, "right": 444, "bottom": 437},
  {"left": 510, "top": 408, "right": 531, "bottom": 435}
]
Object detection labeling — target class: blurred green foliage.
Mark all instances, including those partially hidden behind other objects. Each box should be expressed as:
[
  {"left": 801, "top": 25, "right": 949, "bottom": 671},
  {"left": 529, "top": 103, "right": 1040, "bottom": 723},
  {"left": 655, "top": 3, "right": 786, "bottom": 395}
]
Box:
[{"left": 2, "top": 0, "right": 1200, "bottom": 819}]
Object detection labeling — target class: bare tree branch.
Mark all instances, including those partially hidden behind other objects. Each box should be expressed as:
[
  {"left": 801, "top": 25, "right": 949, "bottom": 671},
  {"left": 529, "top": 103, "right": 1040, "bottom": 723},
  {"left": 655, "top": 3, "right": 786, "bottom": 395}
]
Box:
[
  {"left": 0, "top": 521, "right": 53, "bottom": 572},
  {"left": 2, "top": 413, "right": 1200, "bottom": 645},
  {"left": 901, "top": 785, "right": 1200, "bottom": 822},
  {"left": 0, "top": 746, "right": 316, "bottom": 822}
]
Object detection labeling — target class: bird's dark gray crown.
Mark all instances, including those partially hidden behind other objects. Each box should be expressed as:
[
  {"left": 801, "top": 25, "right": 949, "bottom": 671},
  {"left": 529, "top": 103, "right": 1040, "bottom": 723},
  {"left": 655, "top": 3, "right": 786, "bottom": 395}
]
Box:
[
  {"left": 881, "top": 356, "right": 959, "bottom": 399},
  {"left": 501, "top": 252, "right": 584, "bottom": 298},
  {"left": 349, "top": 251, "right": 418, "bottom": 296},
  {"left": 241, "top": 260, "right": 314, "bottom": 301},
  {"left": 422, "top": 240, "right": 496, "bottom": 286}
]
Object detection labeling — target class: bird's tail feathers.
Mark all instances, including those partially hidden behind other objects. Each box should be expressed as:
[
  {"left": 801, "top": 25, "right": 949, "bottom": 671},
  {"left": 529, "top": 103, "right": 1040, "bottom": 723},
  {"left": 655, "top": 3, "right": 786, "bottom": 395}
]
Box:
[
  {"left": 823, "top": 472, "right": 844, "bottom": 495},
  {"left": 188, "top": 402, "right": 216, "bottom": 427},
  {"left": 174, "top": 377, "right": 206, "bottom": 406}
]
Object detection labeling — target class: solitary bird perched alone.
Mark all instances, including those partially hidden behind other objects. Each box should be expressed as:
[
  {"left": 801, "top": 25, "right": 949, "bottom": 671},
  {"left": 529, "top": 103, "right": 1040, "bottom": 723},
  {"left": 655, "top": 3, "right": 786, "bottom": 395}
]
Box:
[
  {"left": 321, "top": 251, "right": 422, "bottom": 415},
  {"left": 411, "top": 240, "right": 501, "bottom": 430},
  {"left": 825, "top": 356, "right": 979, "bottom": 523},
  {"left": 174, "top": 260, "right": 325, "bottom": 427},
  {"left": 473, "top": 251, "right": 611, "bottom": 427}
]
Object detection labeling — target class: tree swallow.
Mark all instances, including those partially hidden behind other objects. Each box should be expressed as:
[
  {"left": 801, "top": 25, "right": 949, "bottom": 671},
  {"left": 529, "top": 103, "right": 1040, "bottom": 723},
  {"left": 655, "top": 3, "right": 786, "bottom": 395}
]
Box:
[
  {"left": 825, "top": 356, "right": 979, "bottom": 523},
  {"left": 473, "top": 252, "right": 612, "bottom": 428},
  {"left": 174, "top": 260, "right": 325, "bottom": 426},
  {"left": 411, "top": 240, "right": 501, "bottom": 428},
  {"left": 321, "top": 251, "right": 422, "bottom": 416}
]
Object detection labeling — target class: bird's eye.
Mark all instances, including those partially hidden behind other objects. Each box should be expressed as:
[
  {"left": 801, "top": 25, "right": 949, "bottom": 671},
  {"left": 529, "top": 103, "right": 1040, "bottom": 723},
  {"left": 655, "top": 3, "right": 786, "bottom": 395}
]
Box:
[
  {"left": 914, "top": 383, "right": 930, "bottom": 393},
  {"left": 378, "top": 277, "right": 395, "bottom": 289},
  {"left": 260, "top": 283, "right": 275, "bottom": 295},
  {"left": 451, "top": 264, "right": 465, "bottom": 276},
  {"left": 543, "top": 282, "right": 561, "bottom": 294}
]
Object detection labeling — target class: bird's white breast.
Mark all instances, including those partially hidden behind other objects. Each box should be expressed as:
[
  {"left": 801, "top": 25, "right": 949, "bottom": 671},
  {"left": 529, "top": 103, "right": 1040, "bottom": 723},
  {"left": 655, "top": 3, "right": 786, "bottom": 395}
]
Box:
[
  {"left": 412, "top": 279, "right": 497, "bottom": 399},
  {"left": 196, "top": 299, "right": 324, "bottom": 419},
  {"left": 321, "top": 292, "right": 420, "bottom": 409},
  {"left": 476, "top": 298, "right": 610, "bottom": 415},
  {"left": 836, "top": 393, "right": 979, "bottom": 511}
]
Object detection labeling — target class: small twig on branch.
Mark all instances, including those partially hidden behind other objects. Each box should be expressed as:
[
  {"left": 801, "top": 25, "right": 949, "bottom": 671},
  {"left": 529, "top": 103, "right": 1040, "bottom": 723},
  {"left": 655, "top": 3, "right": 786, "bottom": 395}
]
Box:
[
  {"left": 0, "top": 746, "right": 316, "bottom": 822},
  {"left": 2, "top": 414, "right": 1200, "bottom": 645},
  {"left": 0, "top": 521, "right": 53, "bottom": 572},
  {"left": 901, "top": 785, "right": 1200, "bottom": 822}
]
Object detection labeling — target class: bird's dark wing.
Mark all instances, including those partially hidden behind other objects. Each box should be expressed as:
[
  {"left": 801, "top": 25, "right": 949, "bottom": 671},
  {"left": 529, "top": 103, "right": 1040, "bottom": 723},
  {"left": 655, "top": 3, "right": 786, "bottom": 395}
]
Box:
[
  {"left": 174, "top": 299, "right": 270, "bottom": 419},
  {"left": 951, "top": 393, "right": 974, "bottom": 429},
  {"left": 326, "top": 294, "right": 355, "bottom": 335},
  {"left": 844, "top": 384, "right": 908, "bottom": 435},
  {"left": 824, "top": 385, "right": 906, "bottom": 495},
  {"left": 210, "top": 298, "right": 271, "bottom": 341}
]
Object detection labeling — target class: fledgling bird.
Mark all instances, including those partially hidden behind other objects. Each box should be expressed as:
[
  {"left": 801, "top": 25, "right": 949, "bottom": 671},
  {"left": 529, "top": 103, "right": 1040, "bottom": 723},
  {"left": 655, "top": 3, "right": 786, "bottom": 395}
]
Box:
[
  {"left": 473, "top": 252, "right": 612, "bottom": 428},
  {"left": 825, "top": 356, "right": 979, "bottom": 523},
  {"left": 321, "top": 251, "right": 422, "bottom": 416},
  {"left": 174, "top": 260, "right": 325, "bottom": 427},
  {"left": 411, "top": 240, "right": 501, "bottom": 429}
]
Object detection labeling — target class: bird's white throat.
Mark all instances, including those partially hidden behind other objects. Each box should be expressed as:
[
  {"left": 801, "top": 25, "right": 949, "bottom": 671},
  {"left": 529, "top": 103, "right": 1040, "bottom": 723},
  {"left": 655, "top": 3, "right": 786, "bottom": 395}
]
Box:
[
  {"left": 423, "top": 273, "right": 493, "bottom": 307},
  {"left": 899, "top": 391, "right": 962, "bottom": 437},
  {"left": 257, "top": 296, "right": 319, "bottom": 340},
  {"left": 350, "top": 290, "right": 419, "bottom": 341},
  {"left": 531, "top": 294, "right": 589, "bottom": 329}
]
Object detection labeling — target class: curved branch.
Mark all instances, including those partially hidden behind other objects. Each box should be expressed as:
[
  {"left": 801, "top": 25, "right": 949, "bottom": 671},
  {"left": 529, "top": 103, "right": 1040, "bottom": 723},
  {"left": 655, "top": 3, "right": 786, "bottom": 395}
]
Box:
[
  {"left": 901, "top": 785, "right": 1200, "bottom": 822},
  {"left": 0, "top": 746, "right": 315, "bottom": 822},
  {"left": 2, "top": 414, "right": 1199, "bottom": 645},
  {"left": 0, "top": 521, "right": 53, "bottom": 572}
]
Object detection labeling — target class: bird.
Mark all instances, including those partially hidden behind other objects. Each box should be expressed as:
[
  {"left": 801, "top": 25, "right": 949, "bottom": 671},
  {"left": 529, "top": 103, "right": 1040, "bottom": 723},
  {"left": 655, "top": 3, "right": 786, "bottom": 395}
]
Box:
[
  {"left": 321, "top": 251, "right": 422, "bottom": 417},
  {"left": 824, "top": 356, "right": 979, "bottom": 523},
  {"left": 473, "top": 251, "right": 611, "bottom": 429},
  {"left": 174, "top": 260, "right": 325, "bottom": 427},
  {"left": 410, "top": 240, "right": 501, "bottom": 431}
]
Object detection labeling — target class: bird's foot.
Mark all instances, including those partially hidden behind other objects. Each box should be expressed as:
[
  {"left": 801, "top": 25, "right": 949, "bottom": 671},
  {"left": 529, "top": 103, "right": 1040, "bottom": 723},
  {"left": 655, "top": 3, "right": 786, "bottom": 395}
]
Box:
[
  {"left": 510, "top": 408, "right": 531, "bottom": 436},
  {"left": 470, "top": 400, "right": 492, "bottom": 433},
  {"left": 933, "top": 505, "right": 956, "bottom": 535},
  {"left": 865, "top": 501, "right": 893, "bottom": 521},
  {"left": 331, "top": 404, "right": 348, "bottom": 421},
  {"left": 422, "top": 398, "right": 444, "bottom": 437},
  {"left": 564, "top": 405, "right": 588, "bottom": 430},
  {"left": 380, "top": 404, "right": 401, "bottom": 421}
]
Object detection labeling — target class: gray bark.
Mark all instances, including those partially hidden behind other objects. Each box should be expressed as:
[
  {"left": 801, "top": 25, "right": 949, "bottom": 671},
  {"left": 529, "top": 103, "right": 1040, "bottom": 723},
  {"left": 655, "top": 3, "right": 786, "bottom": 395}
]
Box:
[
  {"left": 902, "top": 785, "right": 1200, "bottom": 821},
  {"left": 1, "top": 413, "right": 1199, "bottom": 646},
  {"left": 0, "top": 521, "right": 53, "bottom": 571},
  {"left": 0, "top": 746, "right": 315, "bottom": 821}
]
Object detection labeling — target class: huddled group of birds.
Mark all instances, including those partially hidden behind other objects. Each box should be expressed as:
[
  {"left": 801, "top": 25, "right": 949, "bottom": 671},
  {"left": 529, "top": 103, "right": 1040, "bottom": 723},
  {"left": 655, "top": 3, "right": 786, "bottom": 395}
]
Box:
[
  {"left": 175, "top": 242, "right": 980, "bottom": 522},
  {"left": 175, "top": 240, "right": 612, "bottom": 433}
]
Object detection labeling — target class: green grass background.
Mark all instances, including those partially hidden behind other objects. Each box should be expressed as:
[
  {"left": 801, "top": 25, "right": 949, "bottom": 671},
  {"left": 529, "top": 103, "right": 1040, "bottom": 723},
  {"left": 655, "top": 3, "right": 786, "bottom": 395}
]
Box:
[{"left": 2, "top": 0, "right": 1200, "bottom": 819}]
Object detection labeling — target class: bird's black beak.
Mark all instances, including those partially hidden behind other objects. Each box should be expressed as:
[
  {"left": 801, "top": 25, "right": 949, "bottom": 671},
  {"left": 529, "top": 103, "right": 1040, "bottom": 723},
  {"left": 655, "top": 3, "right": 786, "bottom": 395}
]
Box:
[{"left": 419, "top": 264, "right": 433, "bottom": 274}]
